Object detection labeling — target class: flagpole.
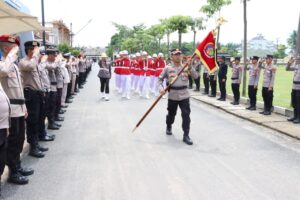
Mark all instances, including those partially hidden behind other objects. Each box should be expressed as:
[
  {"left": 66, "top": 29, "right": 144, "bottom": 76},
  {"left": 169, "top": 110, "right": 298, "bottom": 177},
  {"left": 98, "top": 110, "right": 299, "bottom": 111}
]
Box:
[
  {"left": 132, "top": 53, "right": 196, "bottom": 133},
  {"left": 132, "top": 18, "right": 226, "bottom": 133}
]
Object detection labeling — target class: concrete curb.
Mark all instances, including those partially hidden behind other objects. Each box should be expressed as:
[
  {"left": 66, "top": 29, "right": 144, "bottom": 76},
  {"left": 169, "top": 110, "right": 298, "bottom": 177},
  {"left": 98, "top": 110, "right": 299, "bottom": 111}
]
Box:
[{"left": 190, "top": 89, "right": 300, "bottom": 140}]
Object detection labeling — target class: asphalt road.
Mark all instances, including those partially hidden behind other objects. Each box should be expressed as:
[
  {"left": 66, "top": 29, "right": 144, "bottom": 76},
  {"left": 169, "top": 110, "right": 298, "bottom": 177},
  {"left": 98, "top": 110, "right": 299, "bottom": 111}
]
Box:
[{"left": 2, "top": 68, "right": 300, "bottom": 200}]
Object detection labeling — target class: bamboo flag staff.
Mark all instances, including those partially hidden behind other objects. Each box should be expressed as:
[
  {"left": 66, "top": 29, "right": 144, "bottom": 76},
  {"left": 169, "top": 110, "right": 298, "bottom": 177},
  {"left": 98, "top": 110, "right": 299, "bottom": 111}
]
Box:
[{"left": 132, "top": 18, "right": 226, "bottom": 133}]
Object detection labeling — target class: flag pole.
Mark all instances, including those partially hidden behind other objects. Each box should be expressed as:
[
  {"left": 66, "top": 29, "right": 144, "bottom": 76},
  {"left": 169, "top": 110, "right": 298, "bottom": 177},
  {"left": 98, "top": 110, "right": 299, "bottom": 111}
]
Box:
[
  {"left": 132, "top": 18, "right": 226, "bottom": 133},
  {"left": 132, "top": 53, "right": 196, "bottom": 133}
]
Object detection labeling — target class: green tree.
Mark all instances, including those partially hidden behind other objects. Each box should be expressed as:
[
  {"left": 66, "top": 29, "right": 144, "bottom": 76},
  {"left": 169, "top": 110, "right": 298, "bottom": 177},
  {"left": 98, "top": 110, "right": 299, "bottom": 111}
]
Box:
[
  {"left": 167, "top": 15, "right": 193, "bottom": 48},
  {"left": 274, "top": 44, "right": 287, "bottom": 59},
  {"left": 160, "top": 18, "right": 175, "bottom": 52},
  {"left": 190, "top": 17, "right": 206, "bottom": 50},
  {"left": 287, "top": 30, "right": 297, "bottom": 55},
  {"left": 147, "top": 24, "right": 165, "bottom": 51},
  {"left": 219, "top": 43, "right": 241, "bottom": 57},
  {"left": 58, "top": 43, "right": 71, "bottom": 54}
]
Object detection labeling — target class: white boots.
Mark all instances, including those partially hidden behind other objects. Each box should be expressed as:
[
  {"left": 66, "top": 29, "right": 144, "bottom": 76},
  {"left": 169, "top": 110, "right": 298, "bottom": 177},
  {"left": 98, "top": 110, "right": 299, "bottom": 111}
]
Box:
[{"left": 101, "top": 92, "right": 109, "bottom": 101}]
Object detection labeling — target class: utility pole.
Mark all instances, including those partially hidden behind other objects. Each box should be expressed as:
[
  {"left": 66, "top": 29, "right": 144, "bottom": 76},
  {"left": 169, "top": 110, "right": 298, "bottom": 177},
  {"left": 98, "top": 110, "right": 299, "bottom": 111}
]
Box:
[{"left": 41, "top": 0, "right": 46, "bottom": 47}]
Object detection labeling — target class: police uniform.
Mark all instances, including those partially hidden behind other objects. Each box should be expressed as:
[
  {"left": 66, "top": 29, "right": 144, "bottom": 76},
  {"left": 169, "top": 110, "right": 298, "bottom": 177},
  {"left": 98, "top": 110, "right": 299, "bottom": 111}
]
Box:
[
  {"left": 230, "top": 57, "right": 243, "bottom": 105},
  {"left": 19, "top": 40, "right": 46, "bottom": 158},
  {"left": 0, "top": 35, "right": 31, "bottom": 185},
  {"left": 208, "top": 70, "right": 217, "bottom": 97},
  {"left": 286, "top": 54, "right": 300, "bottom": 123},
  {"left": 158, "top": 48, "right": 199, "bottom": 145},
  {"left": 246, "top": 56, "right": 261, "bottom": 110},
  {"left": 260, "top": 55, "right": 276, "bottom": 115},
  {"left": 202, "top": 66, "right": 209, "bottom": 94},
  {"left": 0, "top": 85, "right": 9, "bottom": 183},
  {"left": 192, "top": 58, "right": 201, "bottom": 91},
  {"left": 217, "top": 56, "right": 228, "bottom": 100}
]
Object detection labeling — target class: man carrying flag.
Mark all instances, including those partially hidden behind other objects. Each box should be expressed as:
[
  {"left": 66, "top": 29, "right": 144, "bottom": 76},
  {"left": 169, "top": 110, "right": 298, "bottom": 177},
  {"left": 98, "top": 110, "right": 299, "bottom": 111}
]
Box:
[{"left": 158, "top": 48, "right": 199, "bottom": 145}]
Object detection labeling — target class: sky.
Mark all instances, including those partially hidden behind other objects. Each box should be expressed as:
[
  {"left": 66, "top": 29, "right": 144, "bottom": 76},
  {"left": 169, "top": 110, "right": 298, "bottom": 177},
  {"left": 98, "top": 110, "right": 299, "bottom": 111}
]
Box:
[{"left": 21, "top": 0, "right": 300, "bottom": 48}]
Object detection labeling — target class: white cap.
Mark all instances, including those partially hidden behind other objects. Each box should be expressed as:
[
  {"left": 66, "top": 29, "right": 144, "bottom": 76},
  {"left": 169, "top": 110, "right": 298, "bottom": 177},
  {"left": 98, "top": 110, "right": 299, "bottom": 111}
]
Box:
[
  {"left": 119, "top": 51, "right": 124, "bottom": 55},
  {"left": 147, "top": 55, "right": 152, "bottom": 59},
  {"left": 152, "top": 53, "right": 157, "bottom": 58},
  {"left": 131, "top": 55, "right": 136, "bottom": 58},
  {"left": 123, "top": 50, "right": 128, "bottom": 55},
  {"left": 142, "top": 51, "right": 148, "bottom": 56},
  {"left": 158, "top": 53, "right": 164, "bottom": 57},
  {"left": 135, "top": 52, "right": 141, "bottom": 57}
]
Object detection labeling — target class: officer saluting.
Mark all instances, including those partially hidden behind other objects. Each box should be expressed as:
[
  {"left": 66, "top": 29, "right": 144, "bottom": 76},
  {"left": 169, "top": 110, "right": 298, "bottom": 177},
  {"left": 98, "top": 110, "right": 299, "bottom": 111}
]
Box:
[
  {"left": 260, "top": 55, "right": 276, "bottom": 115},
  {"left": 246, "top": 56, "right": 261, "bottom": 110},
  {"left": 19, "top": 41, "right": 48, "bottom": 158},
  {"left": 158, "top": 48, "right": 199, "bottom": 145},
  {"left": 286, "top": 54, "right": 300, "bottom": 123},
  {"left": 230, "top": 57, "right": 243, "bottom": 105},
  {"left": 0, "top": 35, "right": 32, "bottom": 185}
]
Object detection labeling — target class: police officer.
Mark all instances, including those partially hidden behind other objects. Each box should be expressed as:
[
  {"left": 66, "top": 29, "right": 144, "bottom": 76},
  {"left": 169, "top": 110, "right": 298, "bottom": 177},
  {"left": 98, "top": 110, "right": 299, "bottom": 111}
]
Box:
[
  {"left": 286, "top": 54, "right": 300, "bottom": 123},
  {"left": 208, "top": 70, "right": 217, "bottom": 97},
  {"left": 55, "top": 54, "right": 65, "bottom": 121},
  {"left": 192, "top": 57, "right": 201, "bottom": 92},
  {"left": 158, "top": 48, "right": 199, "bottom": 145},
  {"left": 44, "top": 48, "right": 60, "bottom": 129},
  {"left": 217, "top": 56, "right": 228, "bottom": 101},
  {"left": 202, "top": 66, "right": 209, "bottom": 94},
  {"left": 0, "top": 34, "right": 32, "bottom": 185},
  {"left": 0, "top": 84, "right": 10, "bottom": 190},
  {"left": 246, "top": 56, "right": 261, "bottom": 110},
  {"left": 19, "top": 41, "right": 48, "bottom": 158},
  {"left": 230, "top": 57, "right": 243, "bottom": 105},
  {"left": 260, "top": 55, "right": 276, "bottom": 115}
]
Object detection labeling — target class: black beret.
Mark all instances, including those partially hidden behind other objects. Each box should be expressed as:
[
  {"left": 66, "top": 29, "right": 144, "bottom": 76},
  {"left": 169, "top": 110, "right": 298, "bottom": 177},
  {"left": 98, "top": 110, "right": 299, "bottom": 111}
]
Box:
[
  {"left": 170, "top": 48, "right": 182, "bottom": 55},
  {"left": 266, "top": 54, "right": 273, "bottom": 59},
  {"left": 234, "top": 57, "right": 241, "bottom": 61},
  {"left": 45, "top": 48, "right": 58, "bottom": 55},
  {"left": 252, "top": 56, "right": 259, "bottom": 60},
  {"left": 24, "top": 40, "right": 40, "bottom": 48},
  {"left": 63, "top": 52, "right": 71, "bottom": 58}
]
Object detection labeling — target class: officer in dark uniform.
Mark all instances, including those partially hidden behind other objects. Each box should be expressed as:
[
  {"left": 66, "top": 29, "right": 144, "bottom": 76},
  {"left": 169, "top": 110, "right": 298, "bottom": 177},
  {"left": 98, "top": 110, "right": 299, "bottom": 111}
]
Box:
[
  {"left": 286, "top": 54, "right": 300, "bottom": 123},
  {"left": 208, "top": 70, "right": 217, "bottom": 97},
  {"left": 19, "top": 41, "right": 48, "bottom": 158},
  {"left": 158, "top": 48, "right": 199, "bottom": 145},
  {"left": 217, "top": 56, "right": 227, "bottom": 101}
]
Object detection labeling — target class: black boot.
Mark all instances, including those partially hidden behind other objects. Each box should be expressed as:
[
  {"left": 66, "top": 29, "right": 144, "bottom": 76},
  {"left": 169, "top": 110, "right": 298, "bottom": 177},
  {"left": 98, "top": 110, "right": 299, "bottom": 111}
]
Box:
[
  {"left": 166, "top": 126, "right": 172, "bottom": 135},
  {"left": 29, "top": 146, "right": 45, "bottom": 158},
  {"left": 48, "top": 123, "right": 60, "bottom": 130},
  {"left": 37, "top": 144, "right": 49, "bottom": 152},
  {"left": 183, "top": 135, "right": 193, "bottom": 145},
  {"left": 8, "top": 168, "right": 29, "bottom": 185},
  {"left": 288, "top": 109, "right": 297, "bottom": 121},
  {"left": 17, "top": 164, "right": 34, "bottom": 176}
]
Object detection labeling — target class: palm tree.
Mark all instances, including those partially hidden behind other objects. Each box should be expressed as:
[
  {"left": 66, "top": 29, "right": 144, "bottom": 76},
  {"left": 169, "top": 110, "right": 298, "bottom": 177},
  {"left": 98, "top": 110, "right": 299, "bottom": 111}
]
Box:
[{"left": 190, "top": 17, "right": 206, "bottom": 50}]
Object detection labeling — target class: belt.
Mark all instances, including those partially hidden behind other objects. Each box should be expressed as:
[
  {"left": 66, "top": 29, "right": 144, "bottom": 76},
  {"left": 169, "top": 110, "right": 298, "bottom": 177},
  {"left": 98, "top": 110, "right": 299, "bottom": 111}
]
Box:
[
  {"left": 170, "top": 86, "right": 187, "bottom": 90},
  {"left": 50, "top": 82, "right": 57, "bottom": 85},
  {"left": 24, "top": 88, "right": 44, "bottom": 95},
  {"left": 9, "top": 99, "right": 25, "bottom": 105},
  {"left": 293, "top": 81, "right": 300, "bottom": 84},
  {"left": 231, "top": 77, "right": 239, "bottom": 80}
]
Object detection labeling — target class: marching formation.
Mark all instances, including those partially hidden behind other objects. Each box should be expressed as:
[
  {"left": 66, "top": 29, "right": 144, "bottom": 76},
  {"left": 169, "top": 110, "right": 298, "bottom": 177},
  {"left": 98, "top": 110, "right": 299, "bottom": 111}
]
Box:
[
  {"left": 112, "top": 50, "right": 167, "bottom": 100},
  {"left": 0, "top": 34, "right": 92, "bottom": 189}
]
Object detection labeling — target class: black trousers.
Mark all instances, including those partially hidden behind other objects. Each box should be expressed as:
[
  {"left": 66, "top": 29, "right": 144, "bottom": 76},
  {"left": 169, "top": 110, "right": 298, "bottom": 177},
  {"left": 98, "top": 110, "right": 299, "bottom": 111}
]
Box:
[
  {"left": 24, "top": 89, "right": 43, "bottom": 147},
  {"left": 262, "top": 87, "right": 273, "bottom": 112},
  {"left": 100, "top": 78, "right": 110, "bottom": 93},
  {"left": 66, "top": 82, "right": 72, "bottom": 100},
  {"left": 291, "top": 89, "right": 300, "bottom": 118},
  {"left": 194, "top": 76, "right": 200, "bottom": 90},
  {"left": 209, "top": 75, "right": 216, "bottom": 96},
  {"left": 79, "top": 72, "right": 85, "bottom": 86},
  {"left": 166, "top": 98, "right": 191, "bottom": 136},
  {"left": 203, "top": 73, "right": 209, "bottom": 94},
  {"left": 0, "top": 129, "right": 7, "bottom": 176},
  {"left": 188, "top": 75, "right": 193, "bottom": 88},
  {"left": 75, "top": 75, "right": 79, "bottom": 91},
  {"left": 7, "top": 117, "right": 25, "bottom": 171},
  {"left": 39, "top": 92, "right": 48, "bottom": 137},
  {"left": 55, "top": 88, "right": 63, "bottom": 118},
  {"left": 218, "top": 78, "right": 226, "bottom": 99},
  {"left": 47, "top": 91, "right": 57, "bottom": 125},
  {"left": 248, "top": 85, "right": 258, "bottom": 107},
  {"left": 231, "top": 83, "right": 240, "bottom": 102}
]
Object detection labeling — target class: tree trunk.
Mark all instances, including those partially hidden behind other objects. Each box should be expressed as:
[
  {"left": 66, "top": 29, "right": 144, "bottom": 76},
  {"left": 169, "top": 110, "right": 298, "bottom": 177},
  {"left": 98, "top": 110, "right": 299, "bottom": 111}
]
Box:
[
  {"left": 297, "top": 12, "right": 300, "bottom": 54},
  {"left": 242, "top": 0, "right": 247, "bottom": 96},
  {"left": 193, "top": 31, "right": 196, "bottom": 50},
  {"left": 178, "top": 32, "right": 182, "bottom": 49}
]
